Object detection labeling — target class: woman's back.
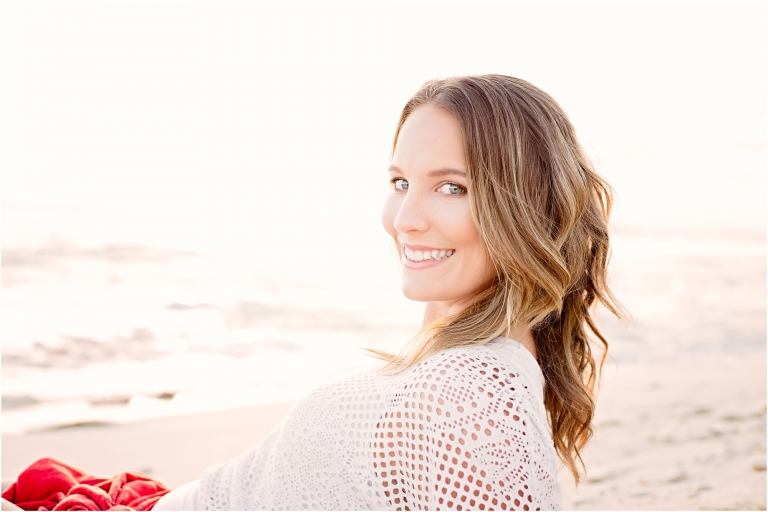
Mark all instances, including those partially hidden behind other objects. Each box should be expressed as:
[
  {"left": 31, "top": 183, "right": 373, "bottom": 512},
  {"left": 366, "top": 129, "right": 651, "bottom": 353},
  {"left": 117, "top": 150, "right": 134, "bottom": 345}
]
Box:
[{"left": 190, "top": 338, "right": 561, "bottom": 510}]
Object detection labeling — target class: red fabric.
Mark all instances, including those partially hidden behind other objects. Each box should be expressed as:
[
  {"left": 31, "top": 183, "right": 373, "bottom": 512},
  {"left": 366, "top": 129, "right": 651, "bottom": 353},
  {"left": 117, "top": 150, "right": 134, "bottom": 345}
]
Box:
[{"left": 2, "top": 458, "right": 170, "bottom": 511}]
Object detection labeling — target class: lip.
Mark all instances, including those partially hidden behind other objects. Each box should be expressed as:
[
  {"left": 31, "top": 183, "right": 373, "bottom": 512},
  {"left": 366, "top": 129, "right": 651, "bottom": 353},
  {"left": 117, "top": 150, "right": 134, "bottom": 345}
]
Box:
[{"left": 401, "top": 244, "right": 455, "bottom": 269}]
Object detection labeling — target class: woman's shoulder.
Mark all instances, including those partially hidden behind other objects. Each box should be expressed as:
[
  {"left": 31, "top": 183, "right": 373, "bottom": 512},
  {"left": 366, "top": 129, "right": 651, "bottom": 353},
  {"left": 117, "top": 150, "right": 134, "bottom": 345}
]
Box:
[
  {"left": 377, "top": 339, "right": 561, "bottom": 510},
  {"left": 384, "top": 338, "right": 552, "bottom": 439},
  {"left": 403, "top": 337, "right": 546, "bottom": 404}
]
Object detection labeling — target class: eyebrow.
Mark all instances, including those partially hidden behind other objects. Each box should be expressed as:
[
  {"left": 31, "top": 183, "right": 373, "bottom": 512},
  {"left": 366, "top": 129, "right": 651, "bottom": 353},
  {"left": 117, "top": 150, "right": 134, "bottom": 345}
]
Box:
[{"left": 388, "top": 165, "right": 466, "bottom": 177}]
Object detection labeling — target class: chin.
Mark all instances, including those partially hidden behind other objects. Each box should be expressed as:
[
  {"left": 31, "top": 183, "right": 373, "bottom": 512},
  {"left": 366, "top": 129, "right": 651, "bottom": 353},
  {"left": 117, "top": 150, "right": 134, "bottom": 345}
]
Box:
[
  {"left": 401, "top": 275, "right": 495, "bottom": 305},
  {"left": 401, "top": 281, "right": 436, "bottom": 302},
  {"left": 400, "top": 280, "right": 455, "bottom": 303},
  {"left": 401, "top": 288, "right": 433, "bottom": 302}
]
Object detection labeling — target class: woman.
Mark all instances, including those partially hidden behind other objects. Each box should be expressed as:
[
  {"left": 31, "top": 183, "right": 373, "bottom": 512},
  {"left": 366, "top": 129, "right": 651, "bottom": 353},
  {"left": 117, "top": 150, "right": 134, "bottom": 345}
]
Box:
[{"left": 154, "top": 74, "right": 621, "bottom": 510}]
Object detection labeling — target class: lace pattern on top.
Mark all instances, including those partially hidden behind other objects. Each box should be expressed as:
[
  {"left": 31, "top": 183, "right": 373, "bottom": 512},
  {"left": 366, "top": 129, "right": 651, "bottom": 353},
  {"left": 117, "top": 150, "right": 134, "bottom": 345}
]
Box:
[
  {"left": 197, "top": 340, "right": 561, "bottom": 510},
  {"left": 374, "top": 347, "right": 559, "bottom": 510}
]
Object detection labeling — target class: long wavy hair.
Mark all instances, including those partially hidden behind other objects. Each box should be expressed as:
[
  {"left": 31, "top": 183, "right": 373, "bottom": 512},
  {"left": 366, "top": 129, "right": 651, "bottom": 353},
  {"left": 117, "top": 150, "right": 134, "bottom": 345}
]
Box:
[{"left": 367, "top": 75, "right": 623, "bottom": 482}]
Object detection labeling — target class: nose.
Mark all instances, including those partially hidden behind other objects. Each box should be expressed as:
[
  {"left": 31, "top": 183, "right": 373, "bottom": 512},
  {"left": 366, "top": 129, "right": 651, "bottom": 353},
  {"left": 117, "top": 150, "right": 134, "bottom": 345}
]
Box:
[{"left": 393, "top": 189, "right": 429, "bottom": 235}]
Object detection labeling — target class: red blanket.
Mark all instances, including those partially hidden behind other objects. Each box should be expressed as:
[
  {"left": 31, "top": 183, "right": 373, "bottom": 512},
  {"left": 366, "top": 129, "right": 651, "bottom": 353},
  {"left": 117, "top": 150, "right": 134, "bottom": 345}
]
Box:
[{"left": 2, "top": 458, "right": 170, "bottom": 511}]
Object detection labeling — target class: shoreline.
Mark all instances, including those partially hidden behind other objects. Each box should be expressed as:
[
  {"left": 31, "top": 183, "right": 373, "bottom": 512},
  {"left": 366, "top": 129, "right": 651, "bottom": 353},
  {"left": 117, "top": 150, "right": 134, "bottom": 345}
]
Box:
[{"left": 3, "top": 354, "right": 765, "bottom": 509}]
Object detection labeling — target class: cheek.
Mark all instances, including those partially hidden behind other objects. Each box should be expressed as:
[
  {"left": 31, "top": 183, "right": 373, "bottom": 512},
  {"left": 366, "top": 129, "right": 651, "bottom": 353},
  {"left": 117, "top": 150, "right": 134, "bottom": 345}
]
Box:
[
  {"left": 438, "top": 203, "right": 494, "bottom": 277},
  {"left": 435, "top": 200, "right": 481, "bottom": 246},
  {"left": 456, "top": 216, "right": 482, "bottom": 246}
]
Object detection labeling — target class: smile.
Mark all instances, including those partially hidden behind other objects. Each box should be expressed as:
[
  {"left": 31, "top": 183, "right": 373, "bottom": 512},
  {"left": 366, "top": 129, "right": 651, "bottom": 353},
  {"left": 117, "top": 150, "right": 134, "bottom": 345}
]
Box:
[
  {"left": 404, "top": 247, "right": 454, "bottom": 262},
  {"left": 401, "top": 245, "right": 455, "bottom": 270}
]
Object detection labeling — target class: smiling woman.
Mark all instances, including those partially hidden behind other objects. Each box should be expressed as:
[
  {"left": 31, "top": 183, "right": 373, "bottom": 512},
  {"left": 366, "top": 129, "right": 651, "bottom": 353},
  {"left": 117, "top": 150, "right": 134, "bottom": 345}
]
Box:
[
  {"left": 156, "top": 76, "right": 620, "bottom": 510},
  {"left": 383, "top": 105, "right": 496, "bottom": 317},
  {"left": 367, "top": 76, "right": 623, "bottom": 507},
  {"left": 4, "top": 75, "right": 621, "bottom": 511}
]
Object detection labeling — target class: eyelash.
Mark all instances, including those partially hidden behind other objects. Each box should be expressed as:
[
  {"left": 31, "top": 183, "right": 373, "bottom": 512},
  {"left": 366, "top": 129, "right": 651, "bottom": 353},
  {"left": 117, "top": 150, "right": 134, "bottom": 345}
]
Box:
[{"left": 389, "top": 178, "right": 467, "bottom": 196}]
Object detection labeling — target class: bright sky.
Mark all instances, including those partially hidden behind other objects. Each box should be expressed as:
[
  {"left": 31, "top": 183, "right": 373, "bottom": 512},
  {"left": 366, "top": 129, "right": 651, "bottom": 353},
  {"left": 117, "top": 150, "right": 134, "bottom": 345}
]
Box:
[{"left": 2, "top": 1, "right": 765, "bottom": 276}]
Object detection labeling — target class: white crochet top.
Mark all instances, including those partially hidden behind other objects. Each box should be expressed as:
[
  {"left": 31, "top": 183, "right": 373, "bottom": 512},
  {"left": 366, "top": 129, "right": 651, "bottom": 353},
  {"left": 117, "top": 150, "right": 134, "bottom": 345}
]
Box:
[{"left": 155, "top": 338, "right": 562, "bottom": 510}]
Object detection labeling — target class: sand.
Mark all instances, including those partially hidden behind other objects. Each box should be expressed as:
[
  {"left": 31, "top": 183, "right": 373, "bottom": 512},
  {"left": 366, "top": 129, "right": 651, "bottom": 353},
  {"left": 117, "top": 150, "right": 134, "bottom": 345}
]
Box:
[
  {"left": 1, "top": 401, "right": 293, "bottom": 490},
  {"left": 560, "top": 355, "right": 766, "bottom": 510},
  {"left": 3, "top": 355, "right": 765, "bottom": 510}
]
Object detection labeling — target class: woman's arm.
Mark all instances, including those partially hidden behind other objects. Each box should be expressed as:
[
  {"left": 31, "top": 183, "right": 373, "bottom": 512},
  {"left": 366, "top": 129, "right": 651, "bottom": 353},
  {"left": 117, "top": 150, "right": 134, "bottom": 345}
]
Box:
[{"left": 152, "top": 480, "right": 201, "bottom": 511}]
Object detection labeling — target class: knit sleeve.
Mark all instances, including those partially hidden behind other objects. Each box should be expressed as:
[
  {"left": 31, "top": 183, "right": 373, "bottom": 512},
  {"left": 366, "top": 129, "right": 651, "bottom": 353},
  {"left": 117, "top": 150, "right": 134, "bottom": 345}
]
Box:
[{"left": 373, "top": 348, "right": 559, "bottom": 511}]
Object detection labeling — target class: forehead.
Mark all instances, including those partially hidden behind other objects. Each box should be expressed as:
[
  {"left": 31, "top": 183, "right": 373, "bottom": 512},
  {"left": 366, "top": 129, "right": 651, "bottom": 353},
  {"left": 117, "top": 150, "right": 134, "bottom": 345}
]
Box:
[{"left": 391, "top": 104, "right": 466, "bottom": 173}]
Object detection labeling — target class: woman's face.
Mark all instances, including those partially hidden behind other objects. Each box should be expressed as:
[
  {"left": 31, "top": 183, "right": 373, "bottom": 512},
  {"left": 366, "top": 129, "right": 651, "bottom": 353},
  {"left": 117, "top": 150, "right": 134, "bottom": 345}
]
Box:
[{"left": 382, "top": 104, "right": 495, "bottom": 305}]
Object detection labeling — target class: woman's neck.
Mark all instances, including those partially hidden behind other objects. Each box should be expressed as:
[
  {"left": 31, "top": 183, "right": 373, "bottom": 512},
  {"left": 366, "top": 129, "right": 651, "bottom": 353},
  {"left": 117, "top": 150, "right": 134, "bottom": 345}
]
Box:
[
  {"left": 422, "top": 301, "right": 538, "bottom": 361},
  {"left": 422, "top": 300, "right": 464, "bottom": 326}
]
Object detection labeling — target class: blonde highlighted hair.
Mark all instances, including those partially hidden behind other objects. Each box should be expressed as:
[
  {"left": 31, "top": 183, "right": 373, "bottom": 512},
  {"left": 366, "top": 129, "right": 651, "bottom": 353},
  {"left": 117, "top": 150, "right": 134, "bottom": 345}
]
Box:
[{"left": 368, "top": 75, "right": 623, "bottom": 482}]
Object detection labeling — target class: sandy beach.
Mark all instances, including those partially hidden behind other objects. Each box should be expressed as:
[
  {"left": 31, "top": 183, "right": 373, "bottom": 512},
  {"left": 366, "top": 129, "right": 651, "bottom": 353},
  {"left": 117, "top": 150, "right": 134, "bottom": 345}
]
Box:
[
  {"left": 3, "top": 354, "right": 765, "bottom": 510},
  {"left": 560, "top": 355, "right": 766, "bottom": 510}
]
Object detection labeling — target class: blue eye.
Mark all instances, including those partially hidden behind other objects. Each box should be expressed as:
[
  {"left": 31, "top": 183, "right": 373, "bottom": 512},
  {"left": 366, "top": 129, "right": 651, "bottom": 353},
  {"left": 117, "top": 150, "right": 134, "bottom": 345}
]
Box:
[
  {"left": 392, "top": 178, "right": 409, "bottom": 191},
  {"left": 438, "top": 183, "right": 466, "bottom": 196}
]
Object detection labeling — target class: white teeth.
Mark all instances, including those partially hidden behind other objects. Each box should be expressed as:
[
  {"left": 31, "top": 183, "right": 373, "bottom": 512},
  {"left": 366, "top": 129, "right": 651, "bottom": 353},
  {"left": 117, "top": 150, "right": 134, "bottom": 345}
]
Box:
[{"left": 404, "top": 247, "right": 454, "bottom": 263}]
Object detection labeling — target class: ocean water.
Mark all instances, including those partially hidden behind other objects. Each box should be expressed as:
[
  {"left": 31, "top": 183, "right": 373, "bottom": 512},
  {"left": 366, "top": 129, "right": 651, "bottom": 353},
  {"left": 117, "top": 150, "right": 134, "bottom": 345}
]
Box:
[
  {"left": 2, "top": 1, "right": 765, "bottom": 434},
  {"left": 2, "top": 216, "right": 764, "bottom": 434}
]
